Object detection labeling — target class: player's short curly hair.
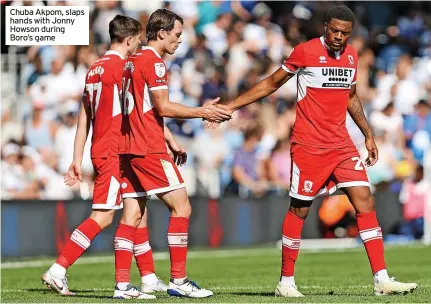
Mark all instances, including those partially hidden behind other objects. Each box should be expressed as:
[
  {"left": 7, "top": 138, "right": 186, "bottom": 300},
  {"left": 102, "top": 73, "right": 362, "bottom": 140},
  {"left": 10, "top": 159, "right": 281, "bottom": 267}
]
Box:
[{"left": 326, "top": 6, "right": 356, "bottom": 25}]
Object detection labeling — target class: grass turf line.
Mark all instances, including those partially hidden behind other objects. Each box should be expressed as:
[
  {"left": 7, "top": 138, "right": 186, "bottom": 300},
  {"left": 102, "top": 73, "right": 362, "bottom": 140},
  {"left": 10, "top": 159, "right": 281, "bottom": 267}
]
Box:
[{"left": 2, "top": 245, "right": 430, "bottom": 303}]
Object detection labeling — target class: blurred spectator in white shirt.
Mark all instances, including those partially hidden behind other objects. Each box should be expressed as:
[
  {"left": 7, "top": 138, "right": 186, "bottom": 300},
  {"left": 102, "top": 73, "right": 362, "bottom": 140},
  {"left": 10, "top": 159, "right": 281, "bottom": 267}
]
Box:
[
  {"left": 370, "top": 102, "right": 404, "bottom": 148},
  {"left": 1, "top": 107, "right": 23, "bottom": 146},
  {"left": 360, "top": 130, "right": 397, "bottom": 186},
  {"left": 29, "top": 57, "right": 80, "bottom": 120},
  {"left": 55, "top": 100, "right": 93, "bottom": 199},
  {"left": 54, "top": 100, "right": 92, "bottom": 175},
  {"left": 373, "top": 55, "right": 421, "bottom": 115},
  {"left": 1, "top": 143, "right": 24, "bottom": 199},
  {"left": 193, "top": 124, "right": 231, "bottom": 198},
  {"left": 202, "top": 13, "right": 232, "bottom": 58},
  {"left": 21, "top": 146, "right": 73, "bottom": 200},
  {"left": 24, "top": 100, "right": 57, "bottom": 153}
]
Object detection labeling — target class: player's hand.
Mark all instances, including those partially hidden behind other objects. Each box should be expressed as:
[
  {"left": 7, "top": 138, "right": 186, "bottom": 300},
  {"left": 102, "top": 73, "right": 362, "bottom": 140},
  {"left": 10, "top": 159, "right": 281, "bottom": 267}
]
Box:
[
  {"left": 202, "top": 98, "right": 232, "bottom": 123},
  {"left": 64, "top": 161, "right": 82, "bottom": 186},
  {"left": 365, "top": 137, "right": 378, "bottom": 166},
  {"left": 167, "top": 141, "right": 188, "bottom": 166}
]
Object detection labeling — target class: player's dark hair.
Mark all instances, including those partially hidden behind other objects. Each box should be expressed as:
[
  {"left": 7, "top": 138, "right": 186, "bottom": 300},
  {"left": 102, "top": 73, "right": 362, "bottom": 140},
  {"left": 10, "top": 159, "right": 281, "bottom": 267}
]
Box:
[
  {"left": 326, "top": 6, "right": 356, "bottom": 25},
  {"left": 109, "top": 15, "right": 142, "bottom": 43},
  {"left": 146, "top": 9, "right": 184, "bottom": 42}
]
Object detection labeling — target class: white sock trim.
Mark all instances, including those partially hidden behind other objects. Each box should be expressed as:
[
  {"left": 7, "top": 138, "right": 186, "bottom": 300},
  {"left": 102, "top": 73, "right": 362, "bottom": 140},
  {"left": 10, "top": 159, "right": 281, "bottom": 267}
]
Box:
[
  {"left": 172, "top": 277, "right": 187, "bottom": 285},
  {"left": 116, "top": 282, "right": 130, "bottom": 290},
  {"left": 374, "top": 269, "right": 390, "bottom": 283},
  {"left": 50, "top": 263, "right": 67, "bottom": 278},
  {"left": 142, "top": 273, "right": 158, "bottom": 285},
  {"left": 280, "top": 276, "right": 296, "bottom": 286}
]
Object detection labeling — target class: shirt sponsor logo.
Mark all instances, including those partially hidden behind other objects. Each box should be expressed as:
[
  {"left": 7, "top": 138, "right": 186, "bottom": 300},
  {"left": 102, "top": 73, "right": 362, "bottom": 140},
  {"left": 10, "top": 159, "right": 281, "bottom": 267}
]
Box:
[
  {"left": 321, "top": 68, "right": 354, "bottom": 77},
  {"left": 87, "top": 66, "right": 104, "bottom": 79}
]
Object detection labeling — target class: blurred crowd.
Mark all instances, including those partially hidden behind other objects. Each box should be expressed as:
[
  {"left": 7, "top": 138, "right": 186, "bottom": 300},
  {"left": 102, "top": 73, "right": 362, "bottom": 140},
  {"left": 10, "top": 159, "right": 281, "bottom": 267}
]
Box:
[{"left": 1, "top": 1, "right": 430, "bottom": 237}]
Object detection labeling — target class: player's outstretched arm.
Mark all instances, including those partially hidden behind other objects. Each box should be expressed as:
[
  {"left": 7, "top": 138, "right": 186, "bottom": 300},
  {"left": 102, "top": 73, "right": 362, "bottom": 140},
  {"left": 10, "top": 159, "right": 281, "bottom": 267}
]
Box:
[
  {"left": 150, "top": 89, "right": 231, "bottom": 122},
  {"left": 347, "top": 84, "right": 378, "bottom": 166},
  {"left": 226, "top": 67, "right": 294, "bottom": 113},
  {"left": 64, "top": 97, "right": 91, "bottom": 186}
]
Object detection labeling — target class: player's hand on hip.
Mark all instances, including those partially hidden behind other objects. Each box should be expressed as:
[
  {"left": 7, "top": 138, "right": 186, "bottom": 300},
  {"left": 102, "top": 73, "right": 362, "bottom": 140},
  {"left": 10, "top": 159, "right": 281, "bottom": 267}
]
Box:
[
  {"left": 64, "top": 162, "right": 83, "bottom": 186},
  {"left": 365, "top": 137, "right": 378, "bottom": 166}
]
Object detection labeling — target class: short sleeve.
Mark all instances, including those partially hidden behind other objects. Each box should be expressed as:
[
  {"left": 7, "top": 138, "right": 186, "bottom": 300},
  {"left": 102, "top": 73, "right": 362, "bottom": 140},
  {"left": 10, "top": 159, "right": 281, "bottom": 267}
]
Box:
[
  {"left": 350, "top": 50, "right": 358, "bottom": 85},
  {"left": 282, "top": 44, "right": 306, "bottom": 74},
  {"left": 143, "top": 59, "right": 168, "bottom": 91}
]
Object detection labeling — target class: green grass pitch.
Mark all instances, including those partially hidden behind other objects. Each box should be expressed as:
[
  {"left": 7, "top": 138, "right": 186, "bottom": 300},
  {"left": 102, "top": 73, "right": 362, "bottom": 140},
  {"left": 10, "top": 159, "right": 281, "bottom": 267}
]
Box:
[{"left": 2, "top": 244, "right": 430, "bottom": 303}]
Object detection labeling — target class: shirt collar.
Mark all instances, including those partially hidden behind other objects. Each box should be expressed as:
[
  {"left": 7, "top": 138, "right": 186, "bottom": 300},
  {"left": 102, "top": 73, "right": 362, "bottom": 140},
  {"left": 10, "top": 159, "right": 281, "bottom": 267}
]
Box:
[
  {"left": 142, "top": 46, "right": 161, "bottom": 58},
  {"left": 105, "top": 50, "right": 125, "bottom": 60},
  {"left": 320, "top": 36, "right": 342, "bottom": 59}
]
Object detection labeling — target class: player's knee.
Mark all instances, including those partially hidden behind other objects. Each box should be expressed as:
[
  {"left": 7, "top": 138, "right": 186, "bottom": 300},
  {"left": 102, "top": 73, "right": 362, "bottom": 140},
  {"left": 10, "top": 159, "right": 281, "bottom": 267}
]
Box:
[
  {"left": 357, "top": 192, "right": 375, "bottom": 213},
  {"left": 178, "top": 201, "right": 192, "bottom": 218},
  {"left": 289, "top": 198, "right": 312, "bottom": 219},
  {"left": 120, "top": 211, "right": 143, "bottom": 227},
  {"left": 90, "top": 209, "right": 115, "bottom": 229},
  {"left": 173, "top": 199, "right": 192, "bottom": 218},
  {"left": 289, "top": 206, "right": 310, "bottom": 219}
]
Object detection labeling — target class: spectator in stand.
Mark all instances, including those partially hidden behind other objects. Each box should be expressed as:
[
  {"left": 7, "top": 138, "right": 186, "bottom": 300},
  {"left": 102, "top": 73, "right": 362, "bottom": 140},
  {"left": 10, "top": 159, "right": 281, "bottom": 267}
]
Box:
[
  {"left": 202, "top": 12, "right": 232, "bottom": 58},
  {"left": 373, "top": 55, "right": 421, "bottom": 115},
  {"left": 24, "top": 100, "right": 57, "bottom": 153},
  {"left": 232, "top": 125, "right": 268, "bottom": 197},
  {"left": 263, "top": 137, "right": 291, "bottom": 192},
  {"left": 404, "top": 99, "right": 431, "bottom": 163},
  {"left": 193, "top": 124, "right": 231, "bottom": 198},
  {"left": 399, "top": 165, "right": 429, "bottom": 239},
  {"left": 1, "top": 106, "right": 24, "bottom": 146},
  {"left": 1, "top": 143, "right": 24, "bottom": 199},
  {"left": 29, "top": 57, "right": 81, "bottom": 120},
  {"left": 370, "top": 101, "right": 404, "bottom": 149},
  {"left": 54, "top": 100, "right": 93, "bottom": 198}
]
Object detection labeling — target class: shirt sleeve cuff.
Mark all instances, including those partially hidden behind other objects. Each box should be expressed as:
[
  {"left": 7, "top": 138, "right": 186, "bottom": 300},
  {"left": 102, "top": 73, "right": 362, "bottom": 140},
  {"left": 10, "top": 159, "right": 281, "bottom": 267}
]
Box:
[
  {"left": 281, "top": 65, "right": 297, "bottom": 74},
  {"left": 149, "top": 85, "right": 168, "bottom": 91}
]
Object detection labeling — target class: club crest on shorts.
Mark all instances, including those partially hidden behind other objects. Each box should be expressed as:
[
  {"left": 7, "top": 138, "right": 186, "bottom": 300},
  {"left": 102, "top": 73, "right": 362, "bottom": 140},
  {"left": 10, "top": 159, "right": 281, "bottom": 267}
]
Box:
[
  {"left": 303, "top": 180, "right": 313, "bottom": 193},
  {"left": 348, "top": 55, "right": 354, "bottom": 66},
  {"left": 154, "top": 63, "right": 166, "bottom": 77}
]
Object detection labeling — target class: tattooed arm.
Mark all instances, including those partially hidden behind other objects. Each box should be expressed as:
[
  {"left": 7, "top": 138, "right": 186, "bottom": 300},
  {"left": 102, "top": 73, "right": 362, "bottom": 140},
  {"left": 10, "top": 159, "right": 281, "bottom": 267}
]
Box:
[{"left": 348, "top": 84, "right": 379, "bottom": 166}]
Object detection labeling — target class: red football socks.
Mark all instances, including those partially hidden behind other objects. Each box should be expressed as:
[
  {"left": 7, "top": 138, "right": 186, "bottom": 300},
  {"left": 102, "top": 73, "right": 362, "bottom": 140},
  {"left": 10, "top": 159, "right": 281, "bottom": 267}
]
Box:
[
  {"left": 56, "top": 218, "right": 102, "bottom": 269},
  {"left": 356, "top": 211, "right": 386, "bottom": 274},
  {"left": 134, "top": 227, "right": 155, "bottom": 276},
  {"left": 167, "top": 217, "right": 189, "bottom": 279},
  {"left": 281, "top": 211, "right": 304, "bottom": 277},
  {"left": 114, "top": 224, "right": 136, "bottom": 282}
]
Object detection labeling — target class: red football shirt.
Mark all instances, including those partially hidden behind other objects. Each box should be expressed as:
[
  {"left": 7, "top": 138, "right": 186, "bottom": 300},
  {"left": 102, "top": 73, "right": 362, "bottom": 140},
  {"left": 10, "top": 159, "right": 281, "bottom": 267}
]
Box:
[
  {"left": 84, "top": 50, "right": 125, "bottom": 158},
  {"left": 282, "top": 37, "right": 358, "bottom": 148},
  {"left": 119, "top": 46, "right": 168, "bottom": 156}
]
